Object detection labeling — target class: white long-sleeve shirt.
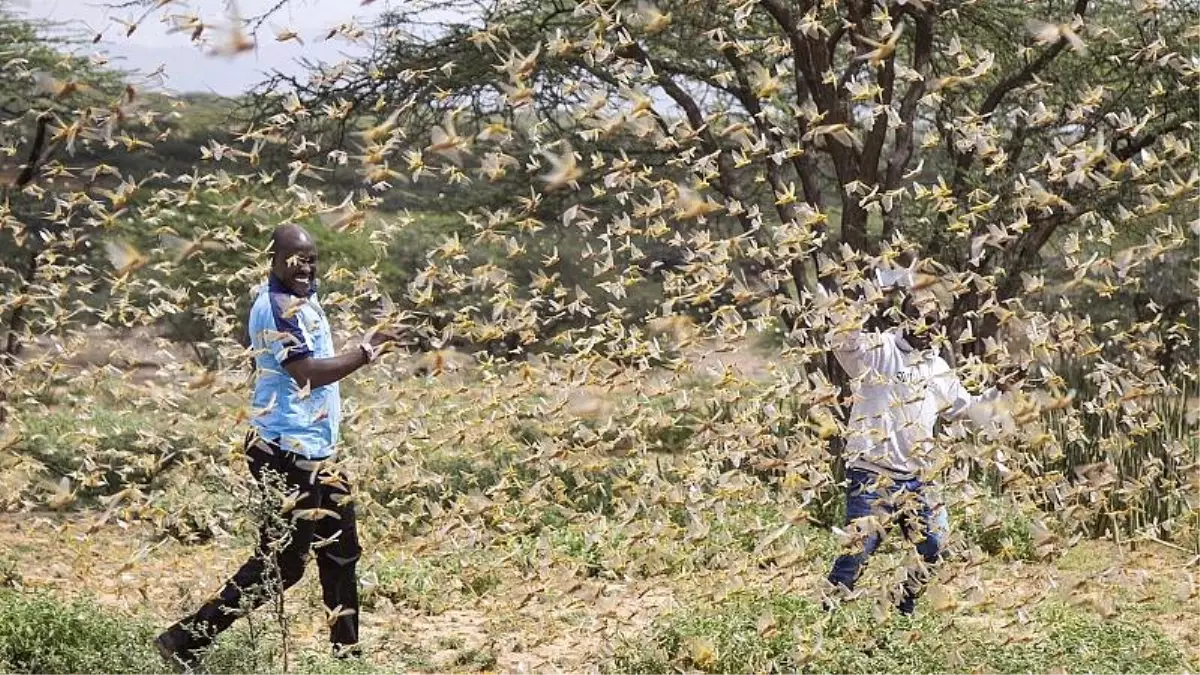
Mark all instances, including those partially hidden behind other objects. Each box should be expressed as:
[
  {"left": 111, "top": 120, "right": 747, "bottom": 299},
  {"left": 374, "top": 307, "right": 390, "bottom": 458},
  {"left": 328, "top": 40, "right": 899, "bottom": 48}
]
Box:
[{"left": 830, "top": 327, "right": 998, "bottom": 480}]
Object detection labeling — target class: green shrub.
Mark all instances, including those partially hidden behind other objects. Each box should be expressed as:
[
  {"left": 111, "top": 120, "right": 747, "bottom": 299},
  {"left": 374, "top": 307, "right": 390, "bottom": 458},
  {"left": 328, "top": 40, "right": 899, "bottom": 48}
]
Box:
[
  {"left": 609, "top": 592, "right": 890, "bottom": 674},
  {"left": 199, "top": 624, "right": 278, "bottom": 675},
  {"left": 988, "top": 603, "right": 1191, "bottom": 674},
  {"left": 954, "top": 499, "right": 1037, "bottom": 561},
  {"left": 370, "top": 558, "right": 451, "bottom": 614},
  {"left": 549, "top": 527, "right": 608, "bottom": 577},
  {"left": 0, "top": 590, "right": 159, "bottom": 674},
  {"left": 0, "top": 588, "right": 423, "bottom": 674},
  {"left": 15, "top": 406, "right": 206, "bottom": 510},
  {"left": 194, "top": 621, "right": 384, "bottom": 674}
]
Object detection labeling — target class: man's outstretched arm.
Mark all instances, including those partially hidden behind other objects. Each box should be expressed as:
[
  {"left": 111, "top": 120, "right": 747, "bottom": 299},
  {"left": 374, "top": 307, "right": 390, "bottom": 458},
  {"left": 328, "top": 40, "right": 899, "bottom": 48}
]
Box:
[
  {"left": 282, "top": 331, "right": 398, "bottom": 389},
  {"left": 284, "top": 350, "right": 370, "bottom": 390},
  {"left": 931, "top": 362, "right": 1029, "bottom": 438}
]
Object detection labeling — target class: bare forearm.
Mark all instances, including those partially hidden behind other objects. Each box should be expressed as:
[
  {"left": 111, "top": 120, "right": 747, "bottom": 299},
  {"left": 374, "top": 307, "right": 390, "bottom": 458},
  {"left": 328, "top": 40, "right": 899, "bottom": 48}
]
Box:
[{"left": 284, "top": 349, "right": 369, "bottom": 389}]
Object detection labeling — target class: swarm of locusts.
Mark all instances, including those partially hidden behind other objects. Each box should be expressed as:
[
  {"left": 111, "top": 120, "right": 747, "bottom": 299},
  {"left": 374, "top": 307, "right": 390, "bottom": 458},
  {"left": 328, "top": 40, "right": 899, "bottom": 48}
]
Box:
[{"left": 0, "top": 0, "right": 1196, "bottom": 654}]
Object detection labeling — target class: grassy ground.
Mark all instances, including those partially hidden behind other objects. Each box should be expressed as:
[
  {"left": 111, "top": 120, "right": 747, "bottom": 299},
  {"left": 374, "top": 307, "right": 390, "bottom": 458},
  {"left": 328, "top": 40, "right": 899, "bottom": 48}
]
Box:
[
  {"left": 0, "top": 343, "right": 1196, "bottom": 673},
  {"left": 0, "top": 513, "right": 1194, "bottom": 674}
]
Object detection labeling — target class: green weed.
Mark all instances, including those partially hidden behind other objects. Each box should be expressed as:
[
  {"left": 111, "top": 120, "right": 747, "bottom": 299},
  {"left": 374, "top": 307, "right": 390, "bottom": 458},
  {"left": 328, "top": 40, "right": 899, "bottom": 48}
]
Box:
[
  {"left": 609, "top": 591, "right": 1190, "bottom": 674},
  {"left": 0, "top": 590, "right": 159, "bottom": 674}
]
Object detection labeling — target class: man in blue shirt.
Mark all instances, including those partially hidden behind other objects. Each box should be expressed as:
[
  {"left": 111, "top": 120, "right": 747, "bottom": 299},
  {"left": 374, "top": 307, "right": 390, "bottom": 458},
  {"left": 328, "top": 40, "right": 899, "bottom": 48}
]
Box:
[{"left": 155, "top": 223, "right": 399, "bottom": 670}]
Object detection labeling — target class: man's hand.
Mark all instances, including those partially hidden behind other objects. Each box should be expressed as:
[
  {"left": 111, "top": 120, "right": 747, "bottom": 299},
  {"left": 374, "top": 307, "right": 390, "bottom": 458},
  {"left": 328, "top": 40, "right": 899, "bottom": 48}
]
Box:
[
  {"left": 996, "top": 365, "right": 1027, "bottom": 393},
  {"left": 366, "top": 328, "right": 406, "bottom": 349},
  {"left": 360, "top": 327, "right": 410, "bottom": 363}
]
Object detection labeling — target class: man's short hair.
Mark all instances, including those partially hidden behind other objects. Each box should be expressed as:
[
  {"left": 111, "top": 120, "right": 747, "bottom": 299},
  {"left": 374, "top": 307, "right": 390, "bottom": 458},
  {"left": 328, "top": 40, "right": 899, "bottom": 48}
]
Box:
[{"left": 270, "top": 223, "right": 308, "bottom": 260}]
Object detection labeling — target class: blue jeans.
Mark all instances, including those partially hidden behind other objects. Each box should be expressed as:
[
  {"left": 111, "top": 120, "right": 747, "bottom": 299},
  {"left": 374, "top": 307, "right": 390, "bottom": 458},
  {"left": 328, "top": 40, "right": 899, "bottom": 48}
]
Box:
[{"left": 827, "top": 467, "right": 944, "bottom": 614}]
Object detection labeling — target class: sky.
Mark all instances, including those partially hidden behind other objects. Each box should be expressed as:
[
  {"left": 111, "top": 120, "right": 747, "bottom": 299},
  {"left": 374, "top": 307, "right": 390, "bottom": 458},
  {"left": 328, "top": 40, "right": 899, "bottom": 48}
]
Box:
[{"left": 14, "top": 0, "right": 395, "bottom": 96}]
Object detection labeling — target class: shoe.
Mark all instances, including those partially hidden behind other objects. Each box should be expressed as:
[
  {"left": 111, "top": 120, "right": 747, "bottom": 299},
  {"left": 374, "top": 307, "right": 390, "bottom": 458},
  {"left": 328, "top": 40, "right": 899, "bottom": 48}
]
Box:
[
  {"left": 821, "top": 579, "right": 851, "bottom": 613},
  {"left": 333, "top": 643, "right": 363, "bottom": 660},
  {"left": 155, "top": 630, "right": 200, "bottom": 673}
]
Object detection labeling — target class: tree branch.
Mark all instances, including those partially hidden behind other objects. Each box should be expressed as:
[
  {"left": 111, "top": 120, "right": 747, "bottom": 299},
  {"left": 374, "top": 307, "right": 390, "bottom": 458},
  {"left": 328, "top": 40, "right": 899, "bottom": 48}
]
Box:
[
  {"left": 881, "top": 9, "right": 934, "bottom": 241},
  {"left": 859, "top": 58, "right": 896, "bottom": 188},
  {"left": 14, "top": 114, "right": 52, "bottom": 189},
  {"left": 718, "top": 44, "right": 817, "bottom": 297},
  {"left": 952, "top": 0, "right": 1090, "bottom": 197},
  {"left": 616, "top": 44, "right": 761, "bottom": 236},
  {"left": 758, "top": 0, "right": 866, "bottom": 249}
]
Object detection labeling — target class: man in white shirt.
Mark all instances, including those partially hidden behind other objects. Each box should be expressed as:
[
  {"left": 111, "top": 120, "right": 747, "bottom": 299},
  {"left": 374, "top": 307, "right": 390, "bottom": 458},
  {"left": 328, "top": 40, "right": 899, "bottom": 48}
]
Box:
[{"left": 821, "top": 263, "right": 1001, "bottom": 615}]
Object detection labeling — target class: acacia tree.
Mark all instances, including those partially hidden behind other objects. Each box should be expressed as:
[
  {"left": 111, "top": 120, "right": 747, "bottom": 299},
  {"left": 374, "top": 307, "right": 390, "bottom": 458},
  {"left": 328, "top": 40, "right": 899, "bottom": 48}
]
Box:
[
  {"left": 228, "top": 0, "right": 1195, "bottom": 348},
  {"left": 0, "top": 8, "right": 140, "bottom": 421}
]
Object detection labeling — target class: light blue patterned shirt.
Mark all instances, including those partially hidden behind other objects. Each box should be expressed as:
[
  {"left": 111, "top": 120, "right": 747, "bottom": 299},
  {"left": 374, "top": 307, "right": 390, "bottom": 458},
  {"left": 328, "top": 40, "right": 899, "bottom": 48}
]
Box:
[{"left": 247, "top": 275, "right": 341, "bottom": 459}]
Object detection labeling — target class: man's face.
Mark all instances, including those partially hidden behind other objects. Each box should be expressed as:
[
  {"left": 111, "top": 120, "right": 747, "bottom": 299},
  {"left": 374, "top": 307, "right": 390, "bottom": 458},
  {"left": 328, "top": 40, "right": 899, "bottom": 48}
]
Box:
[
  {"left": 272, "top": 239, "right": 319, "bottom": 296},
  {"left": 878, "top": 289, "right": 936, "bottom": 350},
  {"left": 899, "top": 293, "right": 939, "bottom": 351}
]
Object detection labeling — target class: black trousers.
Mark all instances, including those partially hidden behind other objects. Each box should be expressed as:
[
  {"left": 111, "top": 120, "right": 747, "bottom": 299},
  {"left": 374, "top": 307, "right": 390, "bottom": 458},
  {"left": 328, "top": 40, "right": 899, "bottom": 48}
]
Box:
[{"left": 164, "top": 432, "right": 361, "bottom": 655}]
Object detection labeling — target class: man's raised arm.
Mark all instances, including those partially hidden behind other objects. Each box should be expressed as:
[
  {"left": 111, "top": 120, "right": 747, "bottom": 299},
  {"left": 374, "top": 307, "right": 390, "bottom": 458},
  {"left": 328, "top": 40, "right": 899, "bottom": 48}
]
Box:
[
  {"left": 817, "top": 266, "right": 906, "bottom": 378},
  {"left": 282, "top": 330, "right": 400, "bottom": 390}
]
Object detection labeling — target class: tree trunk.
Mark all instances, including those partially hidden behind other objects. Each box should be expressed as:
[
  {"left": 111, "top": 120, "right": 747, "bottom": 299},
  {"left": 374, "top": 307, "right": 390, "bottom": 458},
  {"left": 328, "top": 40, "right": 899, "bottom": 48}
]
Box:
[
  {"left": 0, "top": 245, "right": 41, "bottom": 425},
  {"left": 0, "top": 115, "right": 54, "bottom": 425}
]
